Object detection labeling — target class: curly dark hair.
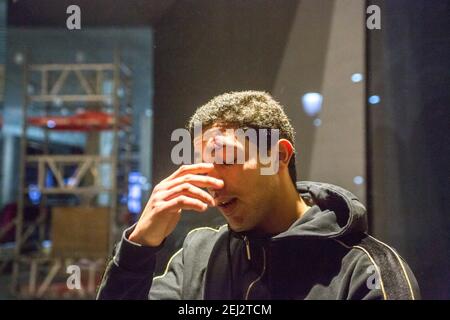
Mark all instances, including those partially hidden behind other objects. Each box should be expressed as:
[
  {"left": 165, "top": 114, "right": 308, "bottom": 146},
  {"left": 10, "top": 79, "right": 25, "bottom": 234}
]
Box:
[{"left": 187, "top": 91, "right": 297, "bottom": 186}]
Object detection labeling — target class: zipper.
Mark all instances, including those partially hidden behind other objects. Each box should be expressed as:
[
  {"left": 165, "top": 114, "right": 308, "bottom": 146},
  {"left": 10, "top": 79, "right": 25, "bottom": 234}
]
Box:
[
  {"left": 244, "top": 236, "right": 251, "bottom": 260},
  {"left": 244, "top": 246, "right": 266, "bottom": 300}
]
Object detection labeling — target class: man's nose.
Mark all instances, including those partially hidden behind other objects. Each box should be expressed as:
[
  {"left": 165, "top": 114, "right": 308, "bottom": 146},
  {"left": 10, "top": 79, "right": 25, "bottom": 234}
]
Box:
[{"left": 205, "top": 165, "right": 223, "bottom": 195}]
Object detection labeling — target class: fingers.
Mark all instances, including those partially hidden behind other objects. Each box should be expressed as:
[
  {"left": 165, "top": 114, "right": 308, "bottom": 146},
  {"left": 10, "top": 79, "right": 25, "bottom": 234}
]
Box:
[
  {"left": 160, "top": 195, "right": 209, "bottom": 213},
  {"left": 149, "top": 163, "right": 224, "bottom": 214},
  {"left": 160, "top": 173, "right": 224, "bottom": 192},
  {"left": 159, "top": 183, "right": 215, "bottom": 207},
  {"left": 162, "top": 163, "right": 215, "bottom": 182}
]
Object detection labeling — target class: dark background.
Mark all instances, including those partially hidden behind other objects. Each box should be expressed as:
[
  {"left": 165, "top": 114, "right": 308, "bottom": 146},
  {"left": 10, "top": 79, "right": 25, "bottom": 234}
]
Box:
[{"left": 367, "top": 0, "right": 450, "bottom": 299}]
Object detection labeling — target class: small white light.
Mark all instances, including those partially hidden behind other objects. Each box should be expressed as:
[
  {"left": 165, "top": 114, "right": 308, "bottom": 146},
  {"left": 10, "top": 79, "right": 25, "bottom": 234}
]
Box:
[
  {"left": 129, "top": 185, "right": 142, "bottom": 198},
  {"left": 302, "top": 93, "right": 323, "bottom": 117},
  {"left": 42, "top": 240, "right": 52, "bottom": 249},
  {"left": 369, "top": 95, "right": 380, "bottom": 104},
  {"left": 353, "top": 176, "right": 364, "bottom": 185},
  {"left": 75, "top": 51, "right": 85, "bottom": 63},
  {"left": 351, "top": 73, "right": 363, "bottom": 83},
  {"left": 145, "top": 109, "right": 153, "bottom": 117},
  {"left": 27, "top": 84, "right": 34, "bottom": 94},
  {"left": 47, "top": 120, "right": 56, "bottom": 128},
  {"left": 53, "top": 98, "right": 63, "bottom": 106},
  {"left": 14, "top": 52, "right": 24, "bottom": 65},
  {"left": 313, "top": 118, "right": 322, "bottom": 127},
  {"left": 67, "top": 177, "right": 77, "bottom": 187}
]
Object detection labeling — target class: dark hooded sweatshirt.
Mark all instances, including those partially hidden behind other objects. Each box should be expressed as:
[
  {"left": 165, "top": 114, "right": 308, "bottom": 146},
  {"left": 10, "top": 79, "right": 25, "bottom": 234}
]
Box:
[{"left": 97, "top": 181, "right": 420, "bottom": 300}]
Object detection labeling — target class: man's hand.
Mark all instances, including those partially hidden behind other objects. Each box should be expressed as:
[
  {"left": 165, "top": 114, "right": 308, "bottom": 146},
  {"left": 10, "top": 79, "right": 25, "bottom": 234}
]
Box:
[{"left": 128, "top": 163, "right": 223, "bottom": 247}]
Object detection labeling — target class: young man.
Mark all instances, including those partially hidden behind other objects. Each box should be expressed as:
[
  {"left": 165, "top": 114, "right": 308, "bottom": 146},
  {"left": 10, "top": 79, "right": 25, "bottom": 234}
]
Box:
[{"left": 97, "top": 91, "right": 420, "bottom": 300}]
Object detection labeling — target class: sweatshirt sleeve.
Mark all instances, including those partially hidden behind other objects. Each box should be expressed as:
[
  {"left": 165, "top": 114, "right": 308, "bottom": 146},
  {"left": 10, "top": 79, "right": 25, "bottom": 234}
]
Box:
[
  {"left": 346, "top": 253, "right": 384, "bottom": 300},
  {"left": 96, "top": 225, "right": 164, "bottom": 300},
  {"left": 346, "top": 250, "right": 421, "bottom": 300},
  {"left": 148, "top": 247, "right": 184, "bottom": 299}
]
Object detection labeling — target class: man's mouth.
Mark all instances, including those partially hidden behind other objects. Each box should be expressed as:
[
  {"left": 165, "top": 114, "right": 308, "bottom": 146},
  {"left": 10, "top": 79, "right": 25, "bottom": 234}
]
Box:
[
  {"left": 216, "top": 197, "right": 238, "bottom": 215},
  {"left": 218, "top": 197, "right": 236, "bottom": 207}
]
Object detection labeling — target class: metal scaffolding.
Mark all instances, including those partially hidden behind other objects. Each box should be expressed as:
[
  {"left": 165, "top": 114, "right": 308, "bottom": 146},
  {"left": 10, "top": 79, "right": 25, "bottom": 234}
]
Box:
[{"left": 2, "top": 51, "right": 133, "bottom": 298}]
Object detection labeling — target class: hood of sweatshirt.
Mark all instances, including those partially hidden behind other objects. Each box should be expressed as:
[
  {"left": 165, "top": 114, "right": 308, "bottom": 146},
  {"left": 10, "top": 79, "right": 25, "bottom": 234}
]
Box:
[{"left": 277, "top": 181, "right": 368, "bottom": 239}]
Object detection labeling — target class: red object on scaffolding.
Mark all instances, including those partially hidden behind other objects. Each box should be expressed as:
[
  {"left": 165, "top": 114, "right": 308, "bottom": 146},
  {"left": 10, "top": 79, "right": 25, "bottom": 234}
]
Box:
[{"left": 27, "top": 111, "right": 131, "bottom": 131}]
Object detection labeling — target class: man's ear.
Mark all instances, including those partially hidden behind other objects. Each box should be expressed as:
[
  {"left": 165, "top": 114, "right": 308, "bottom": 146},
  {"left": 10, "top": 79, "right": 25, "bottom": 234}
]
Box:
[{"left": 278, "top": 139, "right": 294, "bottom": 169}]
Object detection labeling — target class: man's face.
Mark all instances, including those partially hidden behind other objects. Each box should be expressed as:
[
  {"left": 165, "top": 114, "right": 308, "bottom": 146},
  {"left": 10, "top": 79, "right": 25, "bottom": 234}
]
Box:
[{"left": 194, "top": 125, "right": 279, "bottom": 233}]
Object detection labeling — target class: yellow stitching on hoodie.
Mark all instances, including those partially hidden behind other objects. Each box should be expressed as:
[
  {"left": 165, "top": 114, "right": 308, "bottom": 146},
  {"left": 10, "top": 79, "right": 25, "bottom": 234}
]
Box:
[
  {"left": 334, "top": 239, "right": 387, "bottom": 300},
  {"left": 353, "top": 245, "right": 387, "bottom": 300},
  {"left": 244, "top": 246, "right": 266, "bottom": 300},
  {"left": 368, "top": 235, "right": 415, "bottom": 300},
  {"left": 154, "top": 225, "right": 226, "bottom": 281},
  {"left": 186, "top": 225, "right": 227, "bottom": 237},
  {"left": 153, "top": 248, "right": 183, "bottom": 281}
]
